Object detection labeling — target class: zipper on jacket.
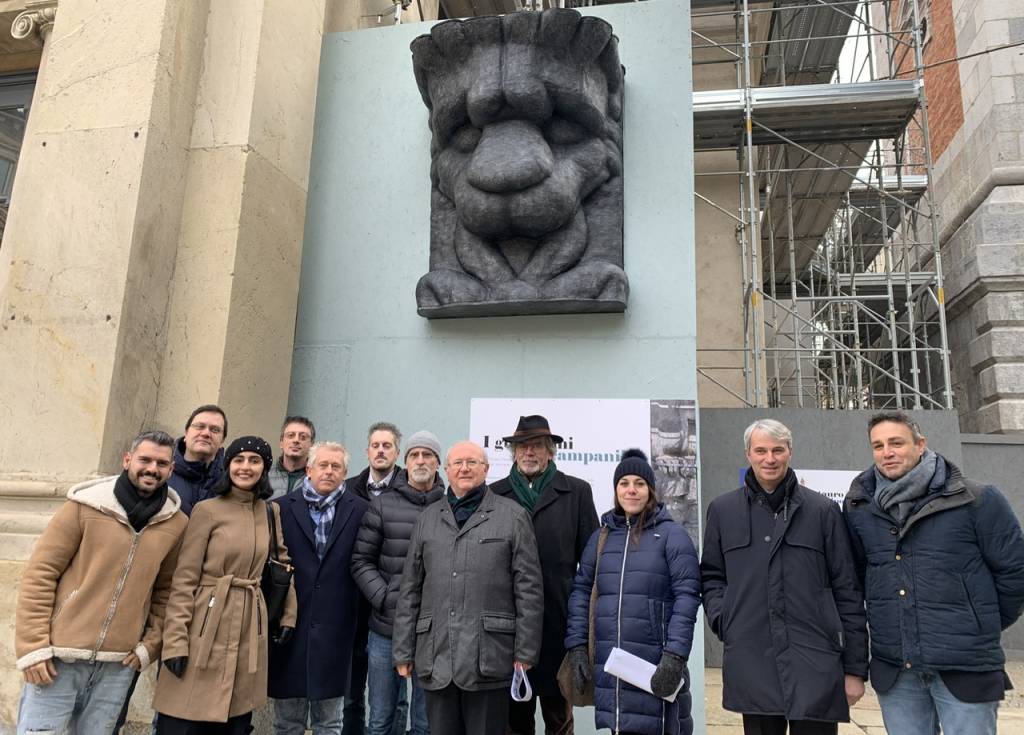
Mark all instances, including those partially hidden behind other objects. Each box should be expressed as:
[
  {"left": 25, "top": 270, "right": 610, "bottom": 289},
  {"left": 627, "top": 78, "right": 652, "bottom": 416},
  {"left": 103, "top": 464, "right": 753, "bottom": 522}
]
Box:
[
  {"left": 614, "top": 518, "right": 631, "bottom": 735},
  {"left": 50, "top": 588, "right": 80, "bottom": 624},
  {"left": 199, "top": 596, "right": 216, "bottom": 637},
  {"left": 91, "top": 534, "right": 140, "bottom": 660}
]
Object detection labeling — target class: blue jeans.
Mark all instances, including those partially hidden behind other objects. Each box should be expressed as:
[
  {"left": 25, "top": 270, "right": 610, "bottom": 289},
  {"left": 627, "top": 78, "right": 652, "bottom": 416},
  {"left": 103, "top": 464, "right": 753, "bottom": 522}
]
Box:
[
  {"left": 273, "top": 697, "right": 344, "bottom": 735},
  {"left": 877, "top": 669, "right": 999, "bottom": 735},
  {"left": 366, "top": 630, "right": 428, "bottom": 735},
  {"left": 18, "top": 658, "right": 136, "bottom": 735}
]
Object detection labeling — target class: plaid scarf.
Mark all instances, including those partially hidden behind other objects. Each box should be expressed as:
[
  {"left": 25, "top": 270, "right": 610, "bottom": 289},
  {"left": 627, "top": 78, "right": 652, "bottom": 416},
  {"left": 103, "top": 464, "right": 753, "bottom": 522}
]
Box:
[{"left": 302, "top": 477, "right": 345, "bottom": 558}]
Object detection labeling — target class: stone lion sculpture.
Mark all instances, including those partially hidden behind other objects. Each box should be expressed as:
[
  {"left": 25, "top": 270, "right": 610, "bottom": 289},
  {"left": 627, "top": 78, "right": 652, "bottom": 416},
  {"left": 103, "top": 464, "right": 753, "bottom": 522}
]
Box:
[{"left": 411, "top": 8, "right": 627, "bottom": 318}]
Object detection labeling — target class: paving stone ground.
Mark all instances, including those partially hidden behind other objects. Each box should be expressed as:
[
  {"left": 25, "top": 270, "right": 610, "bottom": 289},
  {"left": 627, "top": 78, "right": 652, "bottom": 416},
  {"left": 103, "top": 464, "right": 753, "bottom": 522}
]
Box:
[{"left": 704, "top": 662, "right": 1024, "bottom": 734}]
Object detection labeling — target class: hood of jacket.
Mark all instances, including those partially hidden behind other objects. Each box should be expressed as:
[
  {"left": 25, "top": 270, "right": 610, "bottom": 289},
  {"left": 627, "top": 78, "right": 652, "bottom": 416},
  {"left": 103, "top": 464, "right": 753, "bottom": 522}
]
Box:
[
  {"left": 67, "top": 475, "right": 182, "bottom": 527},
  {"left": 173, "top": 437, "right": 225, "bottom": 482}
]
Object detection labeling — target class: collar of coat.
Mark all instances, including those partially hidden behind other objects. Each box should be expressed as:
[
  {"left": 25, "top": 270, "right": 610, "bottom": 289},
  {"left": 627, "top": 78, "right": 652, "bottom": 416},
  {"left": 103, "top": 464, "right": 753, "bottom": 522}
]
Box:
[
  {"left": 492, "top": 468, "right": 574, "bottom": 515},
  {"left": 394, "top": 471, "right": 445, "bottom": 505},
  {"left": 66, "top": 475, "right": 183, "bottom": 527},
  {"left": 173, "top": 437, "right": 224, "bottom": 481},
  {"left": 845, "top": 453, "right": 975, "bottom": 538}
]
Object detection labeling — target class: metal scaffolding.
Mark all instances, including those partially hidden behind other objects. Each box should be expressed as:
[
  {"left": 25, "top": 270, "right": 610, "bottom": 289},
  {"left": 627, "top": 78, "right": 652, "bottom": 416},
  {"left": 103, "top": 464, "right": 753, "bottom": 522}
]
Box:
[
  {"left": 434, "top": 0, "right": 953, "bottom": 411},
  {"left": 692, "top": 0, "right": 952, "bottom": 410}
]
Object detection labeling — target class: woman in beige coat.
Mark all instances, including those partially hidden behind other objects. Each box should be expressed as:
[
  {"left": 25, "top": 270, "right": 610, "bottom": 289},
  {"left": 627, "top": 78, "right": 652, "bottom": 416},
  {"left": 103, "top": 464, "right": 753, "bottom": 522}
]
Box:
[{"left": 154, "top": 435, "right": 298, "bottom": 735}]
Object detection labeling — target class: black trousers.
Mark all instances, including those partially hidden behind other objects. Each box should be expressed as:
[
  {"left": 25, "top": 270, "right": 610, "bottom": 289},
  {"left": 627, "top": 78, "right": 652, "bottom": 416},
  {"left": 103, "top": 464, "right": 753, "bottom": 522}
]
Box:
[
  {"left": 155, "top": 711, "right": 253, "bottom": 735},
  {"left": 742, "top": 714, "right": 838, "bottom": 735},
  {"left": 424, "top": 684, "right": 509, "bottom": 735},
  {"left": 507, "top": 691, "right": 573, "bottom": 735}
]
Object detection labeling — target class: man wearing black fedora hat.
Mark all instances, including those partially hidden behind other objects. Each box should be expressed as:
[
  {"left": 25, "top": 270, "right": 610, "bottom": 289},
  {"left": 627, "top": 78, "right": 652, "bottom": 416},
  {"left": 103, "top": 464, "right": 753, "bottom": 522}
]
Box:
[{"left": 491, "top": 416, "right": 599, "bottom": 735}]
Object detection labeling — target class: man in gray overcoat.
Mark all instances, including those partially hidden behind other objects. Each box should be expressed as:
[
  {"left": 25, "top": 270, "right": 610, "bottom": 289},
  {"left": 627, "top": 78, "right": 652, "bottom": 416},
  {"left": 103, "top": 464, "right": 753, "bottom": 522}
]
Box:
[{"left": 392, "top": 441, "right": 544, "bottom": 735}]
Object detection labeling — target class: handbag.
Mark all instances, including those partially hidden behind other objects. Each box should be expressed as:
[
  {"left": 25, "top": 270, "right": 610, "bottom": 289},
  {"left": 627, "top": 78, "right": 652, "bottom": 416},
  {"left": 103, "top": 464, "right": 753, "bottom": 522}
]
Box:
[
  {"left": 261, "top": 502, "right": 293, "bottom": 629},
  {"left": 557, "top": 526, "right": 610, "bottom": 706}
]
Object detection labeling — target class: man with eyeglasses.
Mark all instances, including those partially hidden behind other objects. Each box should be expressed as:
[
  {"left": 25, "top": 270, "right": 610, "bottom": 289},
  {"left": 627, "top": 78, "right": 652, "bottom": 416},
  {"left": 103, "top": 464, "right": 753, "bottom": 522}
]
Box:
[
  {"left": 270, "top": 416, "right": 317, "bottom": 499},
  {"left": 392, "top": 441, "right": 544, "bottom": 735},
  {"left": 169, "top": 404, "right": 228, "bottom": 515}
]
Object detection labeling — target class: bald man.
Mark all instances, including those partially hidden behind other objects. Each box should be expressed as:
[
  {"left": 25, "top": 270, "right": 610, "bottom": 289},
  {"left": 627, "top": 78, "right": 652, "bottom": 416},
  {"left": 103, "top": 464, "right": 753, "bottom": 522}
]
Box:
[{"left": 392, "top": 442, "right": 544, "bottom": 735}]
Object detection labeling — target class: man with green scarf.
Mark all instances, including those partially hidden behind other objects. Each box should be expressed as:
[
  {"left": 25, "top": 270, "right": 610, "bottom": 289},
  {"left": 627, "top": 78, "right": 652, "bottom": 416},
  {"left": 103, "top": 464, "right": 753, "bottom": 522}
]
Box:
[{"left": 491, "top": 415, "right": 599, "bottom": 735}]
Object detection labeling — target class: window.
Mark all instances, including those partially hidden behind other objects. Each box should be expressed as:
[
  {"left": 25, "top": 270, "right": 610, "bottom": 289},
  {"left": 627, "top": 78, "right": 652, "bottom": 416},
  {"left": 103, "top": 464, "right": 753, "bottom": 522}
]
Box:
[{"left": 0, "top": 72, "right": 35, "bottom": 244}]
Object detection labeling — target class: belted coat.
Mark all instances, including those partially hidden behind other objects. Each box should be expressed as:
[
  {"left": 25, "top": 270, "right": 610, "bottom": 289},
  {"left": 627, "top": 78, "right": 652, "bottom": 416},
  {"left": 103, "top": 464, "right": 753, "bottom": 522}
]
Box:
[
  {"left": 700, "top": 478, "right": 868, "bottom": 722},
  {"left": 269, "top": 487, "right": 369, "bottom": 700},
  {"left": 491, "top": 469, "right": 599, "bottom": 696},
  {"left": 153, "top": 488, "right": 298, "bottom": 722},
  {"left": 391, "top": 487, "right": 544, "bottom": 691}
]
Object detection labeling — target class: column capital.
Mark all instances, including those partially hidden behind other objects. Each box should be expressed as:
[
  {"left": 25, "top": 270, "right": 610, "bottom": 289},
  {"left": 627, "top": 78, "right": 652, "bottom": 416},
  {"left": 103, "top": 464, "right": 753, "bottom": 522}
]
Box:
[{"left": 12, "top": 0, "right": 58, "bottom": 45}]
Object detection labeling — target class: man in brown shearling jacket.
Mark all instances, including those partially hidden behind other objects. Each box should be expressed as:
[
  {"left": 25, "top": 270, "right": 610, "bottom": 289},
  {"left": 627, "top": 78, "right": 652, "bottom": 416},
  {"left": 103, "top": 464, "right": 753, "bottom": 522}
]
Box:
[{"left": 15, "top": 430, "right": 188, "bottom": 733}]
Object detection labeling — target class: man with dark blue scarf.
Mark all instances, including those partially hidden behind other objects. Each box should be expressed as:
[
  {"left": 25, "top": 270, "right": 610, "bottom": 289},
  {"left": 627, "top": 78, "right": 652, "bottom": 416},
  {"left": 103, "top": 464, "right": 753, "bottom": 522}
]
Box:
[{"left": 845, "top": 411, "right": 1024, "bottom": 735}]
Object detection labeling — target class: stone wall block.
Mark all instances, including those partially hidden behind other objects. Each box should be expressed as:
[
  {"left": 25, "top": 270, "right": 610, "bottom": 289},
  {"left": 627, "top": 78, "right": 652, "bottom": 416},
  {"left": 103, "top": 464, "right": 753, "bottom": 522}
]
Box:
[
  {"left": 250, "top": 0, "right": 325, "bottom": 190},
  {"left": 188, "top": 0, "right": 262, "bottom": 150},
  {"left": 971, "top": 290, "right": 1024, "bottom": 331},
  {"left": 217, "top": 150, "right": 306, "bottom": 443},
  {"left": 976, "top": 399, "right": 1024, "bottom": 433},
  {"left": 152, "top": 145, "right": 246, "bottom": 430},
  {"left": 968, "top": 327, "right": 1024, "bottom": 370},
  {"left": 979, "top": 362, "right": 1024, "bottom": 401}
]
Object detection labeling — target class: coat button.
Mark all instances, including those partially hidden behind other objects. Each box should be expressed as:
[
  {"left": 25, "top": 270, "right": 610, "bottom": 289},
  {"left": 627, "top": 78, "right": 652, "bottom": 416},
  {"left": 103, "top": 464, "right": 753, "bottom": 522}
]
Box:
[
  {"left": 450, "top": 610, "right": 455, "bottom": 616},
  {"left": 890, "top": 527, "right": 898, "bottom": 535},
  {"left": 452, "top": 572, "right": 457, "bottom": 577},
  {"left": 899, "top": 589, "right": 906, "bottom": 596},
  {"left": 905, "top": 662, "right": 912, "bottom": 669},
  {"left": 895, "top": 554, "right": 901, "bottom": 561},
  {"left": 764, "top": 535, "right": 771, "bottom": 542}
]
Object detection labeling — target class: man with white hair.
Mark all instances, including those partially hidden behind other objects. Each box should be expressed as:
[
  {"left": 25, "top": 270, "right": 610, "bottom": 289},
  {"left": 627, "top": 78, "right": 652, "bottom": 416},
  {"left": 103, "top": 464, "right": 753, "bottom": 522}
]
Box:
[
  {"left": 700, "top": 419, "right": 868, "bottom": 735},
  {"left": 269, "top": 441, "right": 369, "bottom": 735}
]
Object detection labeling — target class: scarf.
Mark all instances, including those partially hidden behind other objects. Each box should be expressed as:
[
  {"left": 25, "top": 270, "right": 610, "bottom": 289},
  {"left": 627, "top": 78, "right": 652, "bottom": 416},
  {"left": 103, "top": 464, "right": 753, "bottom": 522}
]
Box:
[
  {"left": 114, "top": 471, "right": 168, "bottom": 532},
  {"left": 507, "top": 460, "right": 557, "bottom": 513},
  {"left": 447, "top": 483, "right": 486, "bottom": 528},
  {"left": 874, "top": 449, "right": 938, "bottom": 526},
  {"left": 744, "top": 466, "right": 796, "bottom": 514},
  {"left": 302, "top": 477, "right": 345, "bottom": 558}
]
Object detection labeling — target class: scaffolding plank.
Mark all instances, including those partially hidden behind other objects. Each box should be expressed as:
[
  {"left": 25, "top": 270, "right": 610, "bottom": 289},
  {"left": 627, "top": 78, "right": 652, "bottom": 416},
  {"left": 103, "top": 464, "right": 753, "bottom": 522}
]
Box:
[{"left": 693, "top": 79, "right": 922, "bottom": 151}]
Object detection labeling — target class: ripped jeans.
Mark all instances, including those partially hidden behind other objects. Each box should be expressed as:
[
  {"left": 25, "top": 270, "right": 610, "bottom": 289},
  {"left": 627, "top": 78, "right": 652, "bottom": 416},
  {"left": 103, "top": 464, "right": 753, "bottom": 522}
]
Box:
[{"left": 18, "top": 659, "right": 136, "bottom": 735}]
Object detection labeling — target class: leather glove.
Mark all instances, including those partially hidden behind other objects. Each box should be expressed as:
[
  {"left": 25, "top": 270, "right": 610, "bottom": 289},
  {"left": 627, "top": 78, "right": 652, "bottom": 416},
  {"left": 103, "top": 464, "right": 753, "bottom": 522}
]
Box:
[
  {"left": 273, "top": 626, "right": 294, "bottom": 645},
  {"left": 164, "top": 656, "right": 188, "bottom": 678},
  {"left": 650, "top": 651, "right": 686, "bottom": 699},
  {"left": 568, "top": 646, "right": 590, "bottom": 695}
]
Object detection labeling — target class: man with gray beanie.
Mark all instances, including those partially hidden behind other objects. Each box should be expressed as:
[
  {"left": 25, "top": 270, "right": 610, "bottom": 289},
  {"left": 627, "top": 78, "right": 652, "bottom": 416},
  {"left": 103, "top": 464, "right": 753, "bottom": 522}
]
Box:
[{"left": 351, "top": 431, "right": 446, "bottom": 735}]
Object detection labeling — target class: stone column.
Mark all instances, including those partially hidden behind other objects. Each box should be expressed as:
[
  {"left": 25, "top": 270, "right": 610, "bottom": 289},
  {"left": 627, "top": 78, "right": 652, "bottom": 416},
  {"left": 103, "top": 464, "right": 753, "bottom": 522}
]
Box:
[
  {"left": 931, "top": 0, "right": 1024, "bottom": 433},
  {"left": 152, "top": 0, "right": 327, "bottom": 441},
  {"left": 0, "top": 0, "right": 212, "bottom": 482}
]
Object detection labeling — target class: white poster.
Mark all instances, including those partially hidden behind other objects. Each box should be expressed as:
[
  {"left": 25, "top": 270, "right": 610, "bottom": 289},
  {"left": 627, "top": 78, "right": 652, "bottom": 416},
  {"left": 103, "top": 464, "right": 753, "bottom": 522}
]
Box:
[
  {"left": 469, "top": 398, "right": 699, "bottom": 541},
  {"left": 795, "top": 469, "right": 860, "bottom": 505}
]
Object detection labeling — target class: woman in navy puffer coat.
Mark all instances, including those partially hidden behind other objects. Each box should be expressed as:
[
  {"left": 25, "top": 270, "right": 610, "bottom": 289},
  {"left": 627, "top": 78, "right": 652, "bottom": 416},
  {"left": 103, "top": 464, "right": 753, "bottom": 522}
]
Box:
[{"left": 565, "top": 450, "right": 701, "bottom": 735}]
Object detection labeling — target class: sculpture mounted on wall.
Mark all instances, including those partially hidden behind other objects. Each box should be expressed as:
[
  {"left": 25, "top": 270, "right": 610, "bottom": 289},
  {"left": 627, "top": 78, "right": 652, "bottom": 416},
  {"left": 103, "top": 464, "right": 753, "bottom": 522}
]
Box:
[{"left": 411, "top": 8, "right": 627, "bottom": 318}]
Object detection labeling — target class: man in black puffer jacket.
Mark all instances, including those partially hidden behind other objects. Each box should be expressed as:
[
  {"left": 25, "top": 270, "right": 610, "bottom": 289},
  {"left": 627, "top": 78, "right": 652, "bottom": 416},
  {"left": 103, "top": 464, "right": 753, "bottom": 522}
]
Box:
[
  {"left": 351, "top": 431, "right": 445, "bottom": 735},
  {"left": 845, "top": 411, "right": 1024, "bottom": 735}
]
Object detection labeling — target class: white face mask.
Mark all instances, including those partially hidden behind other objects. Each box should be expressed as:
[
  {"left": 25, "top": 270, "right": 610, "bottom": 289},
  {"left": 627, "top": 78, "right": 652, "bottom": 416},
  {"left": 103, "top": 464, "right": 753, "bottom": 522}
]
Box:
[{"left": 510, "top": 665, "right": 533, "bottom": 703}]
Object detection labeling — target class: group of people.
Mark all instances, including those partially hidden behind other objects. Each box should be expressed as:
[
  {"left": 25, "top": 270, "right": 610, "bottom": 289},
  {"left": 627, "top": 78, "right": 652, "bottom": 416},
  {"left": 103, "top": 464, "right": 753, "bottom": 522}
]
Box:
[{"left": 11, "top": 405, "right": 1024, "bottom": 735}]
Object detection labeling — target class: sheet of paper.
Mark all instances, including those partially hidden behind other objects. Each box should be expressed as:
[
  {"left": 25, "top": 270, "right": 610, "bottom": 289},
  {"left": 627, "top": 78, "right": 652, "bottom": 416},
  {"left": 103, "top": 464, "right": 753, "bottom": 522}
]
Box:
[{"left": 604, "top": 647, "right": 686, "bottom": 703}]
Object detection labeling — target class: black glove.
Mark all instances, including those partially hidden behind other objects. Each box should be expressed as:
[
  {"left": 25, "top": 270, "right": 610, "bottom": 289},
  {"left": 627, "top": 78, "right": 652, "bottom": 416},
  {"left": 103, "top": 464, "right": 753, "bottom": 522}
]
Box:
[
  {"left": 164, "top": 656, "right": 188, "bottom": 678},
  {"left": 273, "top": 626, "right": 294, "bottom": 645},
  {"left": 650, "top": 651, "right": 686, "bottom": 699},
  {"left": 568, "top": 646, "right": 590, "bottom": 695}
]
